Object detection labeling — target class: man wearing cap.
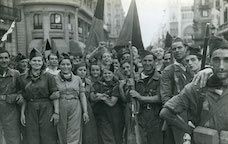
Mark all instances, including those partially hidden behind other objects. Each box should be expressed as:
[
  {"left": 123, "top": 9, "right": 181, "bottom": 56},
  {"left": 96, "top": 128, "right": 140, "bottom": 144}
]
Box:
[
  {"left": 129, "top": 51, "right": 163, "bottom": 144},
  {"left": 160, "top": 38, "right": 228, "bottom": 143},
  {"left": 0, "top": 47, "right": 23, "bottom": 144}
]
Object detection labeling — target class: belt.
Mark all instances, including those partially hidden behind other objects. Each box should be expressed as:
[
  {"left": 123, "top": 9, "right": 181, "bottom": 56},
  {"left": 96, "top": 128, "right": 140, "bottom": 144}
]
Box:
[
  {"left": 0, "top": 95, "right": 6, "bottom": 101},
  {"left": 27, "top": 98, "right": 50, "bottom": 102},
  {"left": 60, "top": 90, "right": 79, "bottom": 100}
]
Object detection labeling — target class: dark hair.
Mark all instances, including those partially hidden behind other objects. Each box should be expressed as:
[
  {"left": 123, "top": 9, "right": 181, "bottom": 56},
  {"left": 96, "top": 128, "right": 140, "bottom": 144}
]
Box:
[
  {"left": 0, "top": 51, "right": 10, "bottom": 58},
  {"left": 47, "top": 53, "right": 59, "bottom": 60},
  {"left": 89, "top": 62, "right": 101, "bottom": 72},
  {"left": 120, "top": 59, "right": 138, "bottom": 72},
  {"left": 59, "top": 53, "right": 72, "bottom": 65}
]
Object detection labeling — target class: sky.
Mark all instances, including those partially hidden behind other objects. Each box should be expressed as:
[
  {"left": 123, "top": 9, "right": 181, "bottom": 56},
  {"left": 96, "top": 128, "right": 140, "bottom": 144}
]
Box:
[{"left": 121, "top": 0, "right": 193, "bottom": 47}]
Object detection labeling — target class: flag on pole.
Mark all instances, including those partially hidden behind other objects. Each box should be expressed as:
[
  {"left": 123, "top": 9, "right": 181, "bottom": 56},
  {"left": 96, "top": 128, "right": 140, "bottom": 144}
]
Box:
[
  {"left": 1, "top": 20, "right": 16, "bottom": 42},
  {"left": 114, "top": 0, "right": 144, "bottom": 57},
  {"left": 84, "top": 0, "right": 105, "bottom": 54}
]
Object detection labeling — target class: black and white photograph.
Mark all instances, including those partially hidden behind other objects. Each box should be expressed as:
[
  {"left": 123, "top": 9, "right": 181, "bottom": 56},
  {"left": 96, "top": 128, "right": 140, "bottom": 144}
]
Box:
[{"left": 0, "top": 0, "right": 228, "bottom": 144}]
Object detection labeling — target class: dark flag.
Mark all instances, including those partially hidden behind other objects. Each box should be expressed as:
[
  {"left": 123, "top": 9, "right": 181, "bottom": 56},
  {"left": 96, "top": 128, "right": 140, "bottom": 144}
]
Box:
[
  {"left": 114, "top": 0, "right": 144, "bottom": 57},
  {"left": 164, "top": 32, "right": 173, "bottom": 51},
  {"left": 84, "top": 0, "right": 105, "bottom": 54}
]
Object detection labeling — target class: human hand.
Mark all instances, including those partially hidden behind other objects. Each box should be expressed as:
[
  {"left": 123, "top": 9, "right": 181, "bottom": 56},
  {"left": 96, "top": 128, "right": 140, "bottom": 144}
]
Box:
[
  {"left": 83, "top": 112, "right": 89, "bottom": 124},
  {"left": 119, "top": 80, "right": 126, "bottom": 88},
  {"left": 50, "top": 113, "right": 59, "bottom": 126},
  {"left": 129, "top": 90, "right": 141, "bottom": 99},
  {"left": 193, "top": 68, "right": 213, "bottom": 88}
]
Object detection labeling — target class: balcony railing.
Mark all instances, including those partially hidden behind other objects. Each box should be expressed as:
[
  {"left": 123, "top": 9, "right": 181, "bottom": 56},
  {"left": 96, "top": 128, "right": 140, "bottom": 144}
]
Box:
[{"left": 0, "top": 5, "right": 21, "bottom": 21}]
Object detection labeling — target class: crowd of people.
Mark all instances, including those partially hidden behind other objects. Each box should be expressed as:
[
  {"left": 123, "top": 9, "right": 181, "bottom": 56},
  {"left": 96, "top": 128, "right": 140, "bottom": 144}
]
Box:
[{"left": 0, "top": 36, "right": 228, "bottom": 144}]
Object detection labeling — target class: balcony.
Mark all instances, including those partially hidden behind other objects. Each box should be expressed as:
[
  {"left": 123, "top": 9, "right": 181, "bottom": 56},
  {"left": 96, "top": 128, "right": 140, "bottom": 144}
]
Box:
[
  {"left": 217, "top": 22, "right": 228, "bottom": 35},
  {"left": 0, "top": 5, "right": 21, "bottom": 21}
]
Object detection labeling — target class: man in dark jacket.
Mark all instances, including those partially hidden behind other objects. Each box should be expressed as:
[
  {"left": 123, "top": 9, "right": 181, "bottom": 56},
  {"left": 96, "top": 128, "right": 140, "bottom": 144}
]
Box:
[
  {"left": 160, "top": 38, "right": 194, "bottom": 144},
  {"left": 130, "top": 51, "right": 163, "bottom": 144},
  {"left": 160, "top": 38, "right": 228, "bottom": 144},
  {"left": 0, "top": 47, "right": 23, "bottom": 144}
]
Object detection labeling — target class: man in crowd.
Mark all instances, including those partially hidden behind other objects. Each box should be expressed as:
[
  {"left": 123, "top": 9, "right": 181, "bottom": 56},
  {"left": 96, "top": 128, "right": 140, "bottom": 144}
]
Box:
[
  {"left": 0, "top": 46, "right": 23, "bottom": 144},
  {"left": 163, "top": 51, "right": 172, "bottom": 68},
  {"left": 185, "top": 46, "right": 202, "bottom": 75},
  {"left": 160, "top": 37, "right": 194, "bottom": 144},
  {"left": 14, "top": 53, "right": 28, "bottom": 74},
  {"left": 130, "top": 51, "right": 163, "bottom": 144},
  {"left": 46, "top": 52, "right": 60, "bottom": 75},
  {"left": 160, "top": 37, "right": 228, "bottom": 143}
]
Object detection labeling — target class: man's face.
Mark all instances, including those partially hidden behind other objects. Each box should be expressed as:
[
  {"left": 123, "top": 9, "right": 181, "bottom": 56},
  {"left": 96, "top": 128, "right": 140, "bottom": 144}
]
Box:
[
  {"left": 185, "top": 55, "right": 201, "bottom": 73},
  {"left": 211, "top": 49, "right": 228, "bottom": 81},
  {"left": 163, "top": 53, "right": 171, "bottom": 66},
  {"left": 0, "top": 52, "right": 10, "bottom": 68},
  {"left": 49, "top": 54, "right": 58, "bottom": 67},
  {"left": 142, "top": 55, "right": 155, "bottom": 71},
  {"left": 121, "top": 62, "right": 131, "bottom": 77},
  {"left": 172, "top": 42, "right": 187, "bottom": 61}
]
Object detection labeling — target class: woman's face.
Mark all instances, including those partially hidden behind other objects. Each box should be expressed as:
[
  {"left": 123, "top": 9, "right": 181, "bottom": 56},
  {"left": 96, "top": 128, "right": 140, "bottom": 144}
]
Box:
[
  {"left": 102, "top": 52, "right": 112, "bottom": 66},
  {"left": 77, "top": 66, "right": 87, "bottom": 79},
  {"left": 102, "top": 69, "right": 114, "bottom": 82},
  {"left": 59, "top": 59, "right": 72, "bottom": 74},
  {"left": 29, "top": 56, "right": 43, "bottom": 70},
  {"left": 90, "top": 65, "right": 101, "bottom": 78}
]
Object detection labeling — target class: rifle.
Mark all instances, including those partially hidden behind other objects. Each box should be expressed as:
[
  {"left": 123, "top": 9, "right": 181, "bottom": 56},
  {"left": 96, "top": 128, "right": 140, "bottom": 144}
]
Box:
[
  {"left": 200, "top": 23, "right": 210, "bottom": 70},
  {"left": 127, "top": 41, "right": 141, "bottom": 144}
]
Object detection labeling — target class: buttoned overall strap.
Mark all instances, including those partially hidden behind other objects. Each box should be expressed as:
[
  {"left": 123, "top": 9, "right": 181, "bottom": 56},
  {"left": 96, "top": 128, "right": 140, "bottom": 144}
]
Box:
[{"left": 200, "top": 88, "right": 228, "bottom": 126}]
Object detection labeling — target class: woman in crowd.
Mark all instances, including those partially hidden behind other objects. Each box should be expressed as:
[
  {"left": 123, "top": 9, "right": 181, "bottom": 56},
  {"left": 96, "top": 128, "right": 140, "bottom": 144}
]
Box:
[
  {"left": 90, "top": 65, "right": 124, "bottom": 144},
  {"left": 100, "top": 51, "right": 112, "bottom": 70},
  {"left": 55, "top": 54, "right": 89, "bottom": 144},
  {"left": 74, "top": 62, "right": 98, "bottom": 144},
  {"left": 20, "top": 48, "right": 59, "bottom": 144},
  {"left": 89, "top": 62, "right": 102, "bottom": 84}
]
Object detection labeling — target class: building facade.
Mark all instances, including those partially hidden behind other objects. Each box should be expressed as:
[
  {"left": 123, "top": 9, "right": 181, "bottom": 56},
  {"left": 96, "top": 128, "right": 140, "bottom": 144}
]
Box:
[
  {"left": 15, "top": 0, "right": 97, "bottom": 56},
  {"left": 192, "top": 0, "right": 214, "bottom": 46},
  {"left": 0, "top": 0, "right": 21, "bottom": 55},
  {"left": 167, "top": 0, "right": 194, "bottom": 44},
  {"left": 216, "top": 0, "right": 228, "bottom": 40}
]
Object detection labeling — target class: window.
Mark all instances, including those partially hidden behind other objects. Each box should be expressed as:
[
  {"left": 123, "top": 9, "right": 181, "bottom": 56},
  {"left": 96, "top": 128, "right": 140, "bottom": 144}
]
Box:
[
  {"left": 50, "top": 13, "right": 62, "bottom": 29},
  {"left": 33, "top": 14, "right": 42, "bottom": 29},
  {"left": 202, "top": 10, "right": 208, "bottom": 17}
]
